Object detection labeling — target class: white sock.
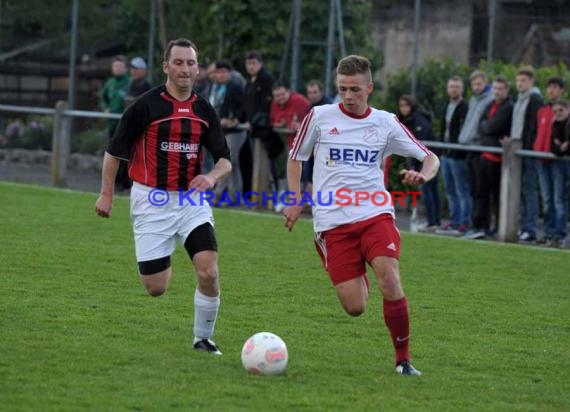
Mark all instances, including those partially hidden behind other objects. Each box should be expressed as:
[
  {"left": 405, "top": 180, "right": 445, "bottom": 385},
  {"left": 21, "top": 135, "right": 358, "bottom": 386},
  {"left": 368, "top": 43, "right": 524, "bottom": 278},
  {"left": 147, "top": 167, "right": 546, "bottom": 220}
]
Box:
[{"left": 193, "top": 288, "right": 220, "bottom": 340}]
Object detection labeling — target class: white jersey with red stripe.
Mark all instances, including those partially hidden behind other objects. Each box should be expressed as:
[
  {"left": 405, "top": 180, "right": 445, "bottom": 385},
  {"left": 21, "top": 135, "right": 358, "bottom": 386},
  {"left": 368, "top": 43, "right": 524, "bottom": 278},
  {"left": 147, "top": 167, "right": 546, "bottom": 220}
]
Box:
[{"left": 290, "top": 103, "right": 432, "bottom": 232}]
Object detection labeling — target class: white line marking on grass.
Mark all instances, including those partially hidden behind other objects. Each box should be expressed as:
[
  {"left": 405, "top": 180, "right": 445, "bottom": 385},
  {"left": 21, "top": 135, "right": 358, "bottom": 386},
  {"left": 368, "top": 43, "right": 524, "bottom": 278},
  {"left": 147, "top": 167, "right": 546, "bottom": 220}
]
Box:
[
  {"left": 404, "top": 230, "right": 569, "bottom": 253},
  {"left": 0, "top": 181, "right": 130, "bottom": 200}
]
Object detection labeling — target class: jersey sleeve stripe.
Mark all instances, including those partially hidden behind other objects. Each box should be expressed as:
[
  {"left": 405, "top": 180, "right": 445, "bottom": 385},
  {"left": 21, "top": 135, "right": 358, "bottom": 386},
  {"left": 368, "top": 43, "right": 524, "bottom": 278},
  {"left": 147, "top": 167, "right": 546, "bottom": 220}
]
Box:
[
  {"left": 395, "top": 117, "right": 431, "bottom": 156},
  {"left": 290, "top": 109, "right": 314, "bottom": 159}
]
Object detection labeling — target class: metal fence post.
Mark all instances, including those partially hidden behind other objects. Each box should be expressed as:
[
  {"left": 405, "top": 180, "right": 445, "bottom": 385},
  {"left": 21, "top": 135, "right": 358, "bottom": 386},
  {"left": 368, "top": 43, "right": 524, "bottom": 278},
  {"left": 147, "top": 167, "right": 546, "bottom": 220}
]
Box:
[
  {"left": 498, "top": 138, "right": 522, "bottom": 242},
  {"left": 51, "top": 101, "right": 70, "bottom": 187}
]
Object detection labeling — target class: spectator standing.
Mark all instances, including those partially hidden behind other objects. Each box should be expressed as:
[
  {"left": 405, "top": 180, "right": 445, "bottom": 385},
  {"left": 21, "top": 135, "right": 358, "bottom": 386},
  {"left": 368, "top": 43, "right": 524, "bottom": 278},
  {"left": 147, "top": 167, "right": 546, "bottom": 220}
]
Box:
[
  {"left": 124, "top": 57, "right": 152, "bottom": 106},
  {"left": 545, "top": 100, "right": 570, "bottom": 247},
  {"left": 507, "top": 66, "right": 543, "bottom": 242},
  {"left": 397, "top": 94, "right": 440, "bottom": 229},
  {"left": 458, "top": 70, "right": 493, "bottom": 239},
  {"left": 534, "top": 77, "right": 566, "bottom": 244},
  {"left": 243, "top": 51, "right": 275, "bottom": 194},
  {"left": 466, "top": 75, "right": 513, "bottom": 239},
  {"left": 302, "top": 80, "right": 333, "bottom": 197},
  {"left": 194, "top": 63, "right": 212, "bottom": 97},
  {"left": 99, "top": 55, "right": 131, "bottom": 191},
  {"left": 437, "top": 76, "right": 469, "bottom": 235},
  {"left": 210, "top": 59, "right": 247, "bottom": 203}
]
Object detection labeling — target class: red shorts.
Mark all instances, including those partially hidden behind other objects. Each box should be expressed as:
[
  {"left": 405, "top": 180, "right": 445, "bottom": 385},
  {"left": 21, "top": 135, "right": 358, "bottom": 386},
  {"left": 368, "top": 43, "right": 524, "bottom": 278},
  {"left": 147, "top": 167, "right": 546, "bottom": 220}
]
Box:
[{"left": 314, "top": 213, "right": 400, "bottom": 285}]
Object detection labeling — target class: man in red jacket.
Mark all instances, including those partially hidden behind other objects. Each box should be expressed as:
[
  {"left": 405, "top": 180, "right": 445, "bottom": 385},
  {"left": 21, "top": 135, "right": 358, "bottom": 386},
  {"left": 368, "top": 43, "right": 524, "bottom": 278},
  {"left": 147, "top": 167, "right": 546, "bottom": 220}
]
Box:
[
  {"left": 270, "top": 80, "right": 310, "bottom": 150},
  {"left": 534, "top": 77, "right": 566, "bottom": 244}
]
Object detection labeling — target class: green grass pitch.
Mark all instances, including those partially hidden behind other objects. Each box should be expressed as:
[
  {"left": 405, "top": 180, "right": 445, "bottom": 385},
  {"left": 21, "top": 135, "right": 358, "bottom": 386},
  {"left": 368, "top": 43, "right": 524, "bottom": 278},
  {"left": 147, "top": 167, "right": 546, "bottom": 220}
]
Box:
[{"left": 1, "top": 182, "right": 569, "bottom": 411}]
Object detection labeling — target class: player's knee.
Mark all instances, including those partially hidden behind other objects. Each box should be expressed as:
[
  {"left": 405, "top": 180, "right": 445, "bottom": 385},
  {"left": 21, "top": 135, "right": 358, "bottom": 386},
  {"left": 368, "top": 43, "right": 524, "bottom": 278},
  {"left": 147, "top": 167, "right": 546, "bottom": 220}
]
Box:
[
  {"left": 145, "top": 285, "right": 166, "bottom": 297},
  {"left": 378, "top": 273, "right": 403, "bottom": 299},
  {"left": 342, "top": 302, "right": 366, "bottom": 317},
  {"left": 382, "top": 274, "right": 400, "bottom": 291},
  {"left": 197, "top": 265, "right": 219, "bottom": 284}
]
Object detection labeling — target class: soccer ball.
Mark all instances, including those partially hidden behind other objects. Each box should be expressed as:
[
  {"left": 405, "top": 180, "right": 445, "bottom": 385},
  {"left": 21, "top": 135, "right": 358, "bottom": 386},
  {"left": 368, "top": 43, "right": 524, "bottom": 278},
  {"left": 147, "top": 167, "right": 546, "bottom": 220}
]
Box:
[{"left": 241, "top": 332, "right": 288, "bottom": 375}]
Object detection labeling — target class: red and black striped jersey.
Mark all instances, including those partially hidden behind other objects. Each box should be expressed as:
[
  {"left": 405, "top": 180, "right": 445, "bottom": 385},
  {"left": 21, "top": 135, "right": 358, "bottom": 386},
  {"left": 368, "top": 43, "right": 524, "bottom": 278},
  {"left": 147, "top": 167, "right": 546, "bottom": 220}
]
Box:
[{"left": 107, "top": 85, "right": 230, "bottom": 191}]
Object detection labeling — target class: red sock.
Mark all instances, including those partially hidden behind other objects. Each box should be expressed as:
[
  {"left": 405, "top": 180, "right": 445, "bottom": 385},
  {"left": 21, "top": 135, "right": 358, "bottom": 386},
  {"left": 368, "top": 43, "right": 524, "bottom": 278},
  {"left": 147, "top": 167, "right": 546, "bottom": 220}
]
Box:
[{"left": 383, "top": 297, "right": 410, "bottom": 364}]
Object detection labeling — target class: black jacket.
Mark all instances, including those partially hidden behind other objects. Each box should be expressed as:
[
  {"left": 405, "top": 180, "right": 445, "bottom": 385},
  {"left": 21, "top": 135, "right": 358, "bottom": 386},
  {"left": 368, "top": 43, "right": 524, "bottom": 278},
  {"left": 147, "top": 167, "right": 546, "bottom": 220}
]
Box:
[
  {"left": 551, "top": 119, "right": 570, "bottom": 157},
  {"left": 521, "top": 93, "right": 544, "bottom": 150},
  {"left": 218, "top": 81, "right": 246, "bottom": 133},
  {"left": 440, "top": 100, "right": 468, "bottom": 158},
  {"left": 478, "top": 98, "right": 514, "bottom": 147},
  {"left": 244, "top": 68, "right": 274, "bottom": 128},
  {"left": 400, "top": 110, "right": 435, "bottom": 170}
]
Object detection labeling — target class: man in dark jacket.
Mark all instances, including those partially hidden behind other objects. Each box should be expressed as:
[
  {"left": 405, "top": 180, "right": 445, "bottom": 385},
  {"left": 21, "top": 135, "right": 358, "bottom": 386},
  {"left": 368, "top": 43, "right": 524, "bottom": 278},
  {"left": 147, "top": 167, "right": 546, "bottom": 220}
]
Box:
[
  {"left": 507, "top": 66, "right": 543, "bottom": 242},
  {"left": 467, "top": 75, "right": 513, "bottom": 239},
  {"left": 302, "top": 80, "right": 333, "bottom": 198},
  {"left": 438, "top": 76, "right": 469, "bottom": 235},
  {"left": 124, "top": 57, "right": 152, "bottom": 106},
  {"left": 210, "top": 59, "right": 247, "bottom": 203},
  {"left": 243, "top": 51, "right": 277, "bottom": 194}
]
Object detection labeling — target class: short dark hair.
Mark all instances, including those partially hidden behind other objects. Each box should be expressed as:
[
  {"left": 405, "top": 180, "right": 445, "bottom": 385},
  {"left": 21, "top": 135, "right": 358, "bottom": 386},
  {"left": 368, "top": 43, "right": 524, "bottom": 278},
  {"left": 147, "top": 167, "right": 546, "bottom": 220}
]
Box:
[
  {"left": 215, "top": 59, "right": 233, "bottom": 71},
  {"left": 547, "top": 76, "right": 565, "bottom": 89},
  {"left": 552, "top": 99, "right": 568, "bottom": 108},
  {"left": 112, "top": 55, "right": 128, "bottom": 65},
  {"left": 245, "top": 50, "right": 263, "bottom": 62},
  {"left": 336, "top": 55, "right": 372, "bottom": 82},
  {"left": 493, "top": 74, "right": 510, "bottom": 87},
  {"left": 272, "top": 79, "right": 289, "bottom": 90},
  {"left": 448, "top": 75, "right": 464, "bottom": 85},
  {"left": 516, "top": 65, "right": 535, "bottom": 79},
  {"left": 163, "top": 38, "right": 198, "bottom": 62},
  {"left": 307, "top": 79, "right": 324, "bottom": 91}
]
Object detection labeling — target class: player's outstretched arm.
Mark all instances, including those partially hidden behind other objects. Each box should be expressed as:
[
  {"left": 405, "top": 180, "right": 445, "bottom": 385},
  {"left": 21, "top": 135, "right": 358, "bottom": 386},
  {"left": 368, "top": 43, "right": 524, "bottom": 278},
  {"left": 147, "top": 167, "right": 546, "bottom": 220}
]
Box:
[
  {"left": 284, "top": 158, "right": 303, "bottom": 232},
  {"left": 95, "top": 152, "right": 121, "bottom": 218},
  {"left": 400, "top": 152, "right": 440, "bottom": 185}
]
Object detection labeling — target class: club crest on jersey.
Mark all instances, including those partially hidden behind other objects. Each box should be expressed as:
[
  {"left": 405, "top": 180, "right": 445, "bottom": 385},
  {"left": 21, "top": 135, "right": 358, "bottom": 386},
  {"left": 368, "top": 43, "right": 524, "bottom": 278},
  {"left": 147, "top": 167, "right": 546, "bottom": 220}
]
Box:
[
  {"left": 363, "top": 126, "right": 380, "bottom": 143},
  {"left": 327, "top": 147, "right": 380, "bottom": 166}
]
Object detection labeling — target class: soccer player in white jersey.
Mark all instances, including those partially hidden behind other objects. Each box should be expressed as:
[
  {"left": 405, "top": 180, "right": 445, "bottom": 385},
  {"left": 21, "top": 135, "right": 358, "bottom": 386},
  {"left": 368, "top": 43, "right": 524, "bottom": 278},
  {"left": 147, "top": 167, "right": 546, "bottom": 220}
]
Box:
[{"left": 284, "top": 55, "right": 439, "bottom": 376}]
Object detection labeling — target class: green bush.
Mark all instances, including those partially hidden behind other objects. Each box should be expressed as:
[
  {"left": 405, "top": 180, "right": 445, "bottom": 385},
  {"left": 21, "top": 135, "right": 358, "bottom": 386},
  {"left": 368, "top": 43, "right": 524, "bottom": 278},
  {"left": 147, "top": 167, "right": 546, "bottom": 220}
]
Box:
[
  {"left": 2, "top": 115, "right": 53, "bottom": 150},
  {"left": 71, "top": 127, "right": 108, "bottom": 155}
]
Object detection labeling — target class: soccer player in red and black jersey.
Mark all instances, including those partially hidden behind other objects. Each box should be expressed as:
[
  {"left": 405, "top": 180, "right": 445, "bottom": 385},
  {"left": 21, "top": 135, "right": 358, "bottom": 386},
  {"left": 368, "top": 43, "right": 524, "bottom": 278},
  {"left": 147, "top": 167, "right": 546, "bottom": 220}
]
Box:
[{"left": 95, "top": 38, "right": 231, "bottom": 355}]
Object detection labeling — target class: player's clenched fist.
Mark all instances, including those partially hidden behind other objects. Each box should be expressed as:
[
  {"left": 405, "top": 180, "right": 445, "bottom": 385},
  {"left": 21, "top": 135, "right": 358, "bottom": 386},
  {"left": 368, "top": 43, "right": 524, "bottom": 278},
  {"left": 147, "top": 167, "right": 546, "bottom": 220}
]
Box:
[
  {"left": 399, "top": 169, "right": 426, "bottom": 186},
  {"left": 95, "top": 194, "right": 113, "bottom": 218}
]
